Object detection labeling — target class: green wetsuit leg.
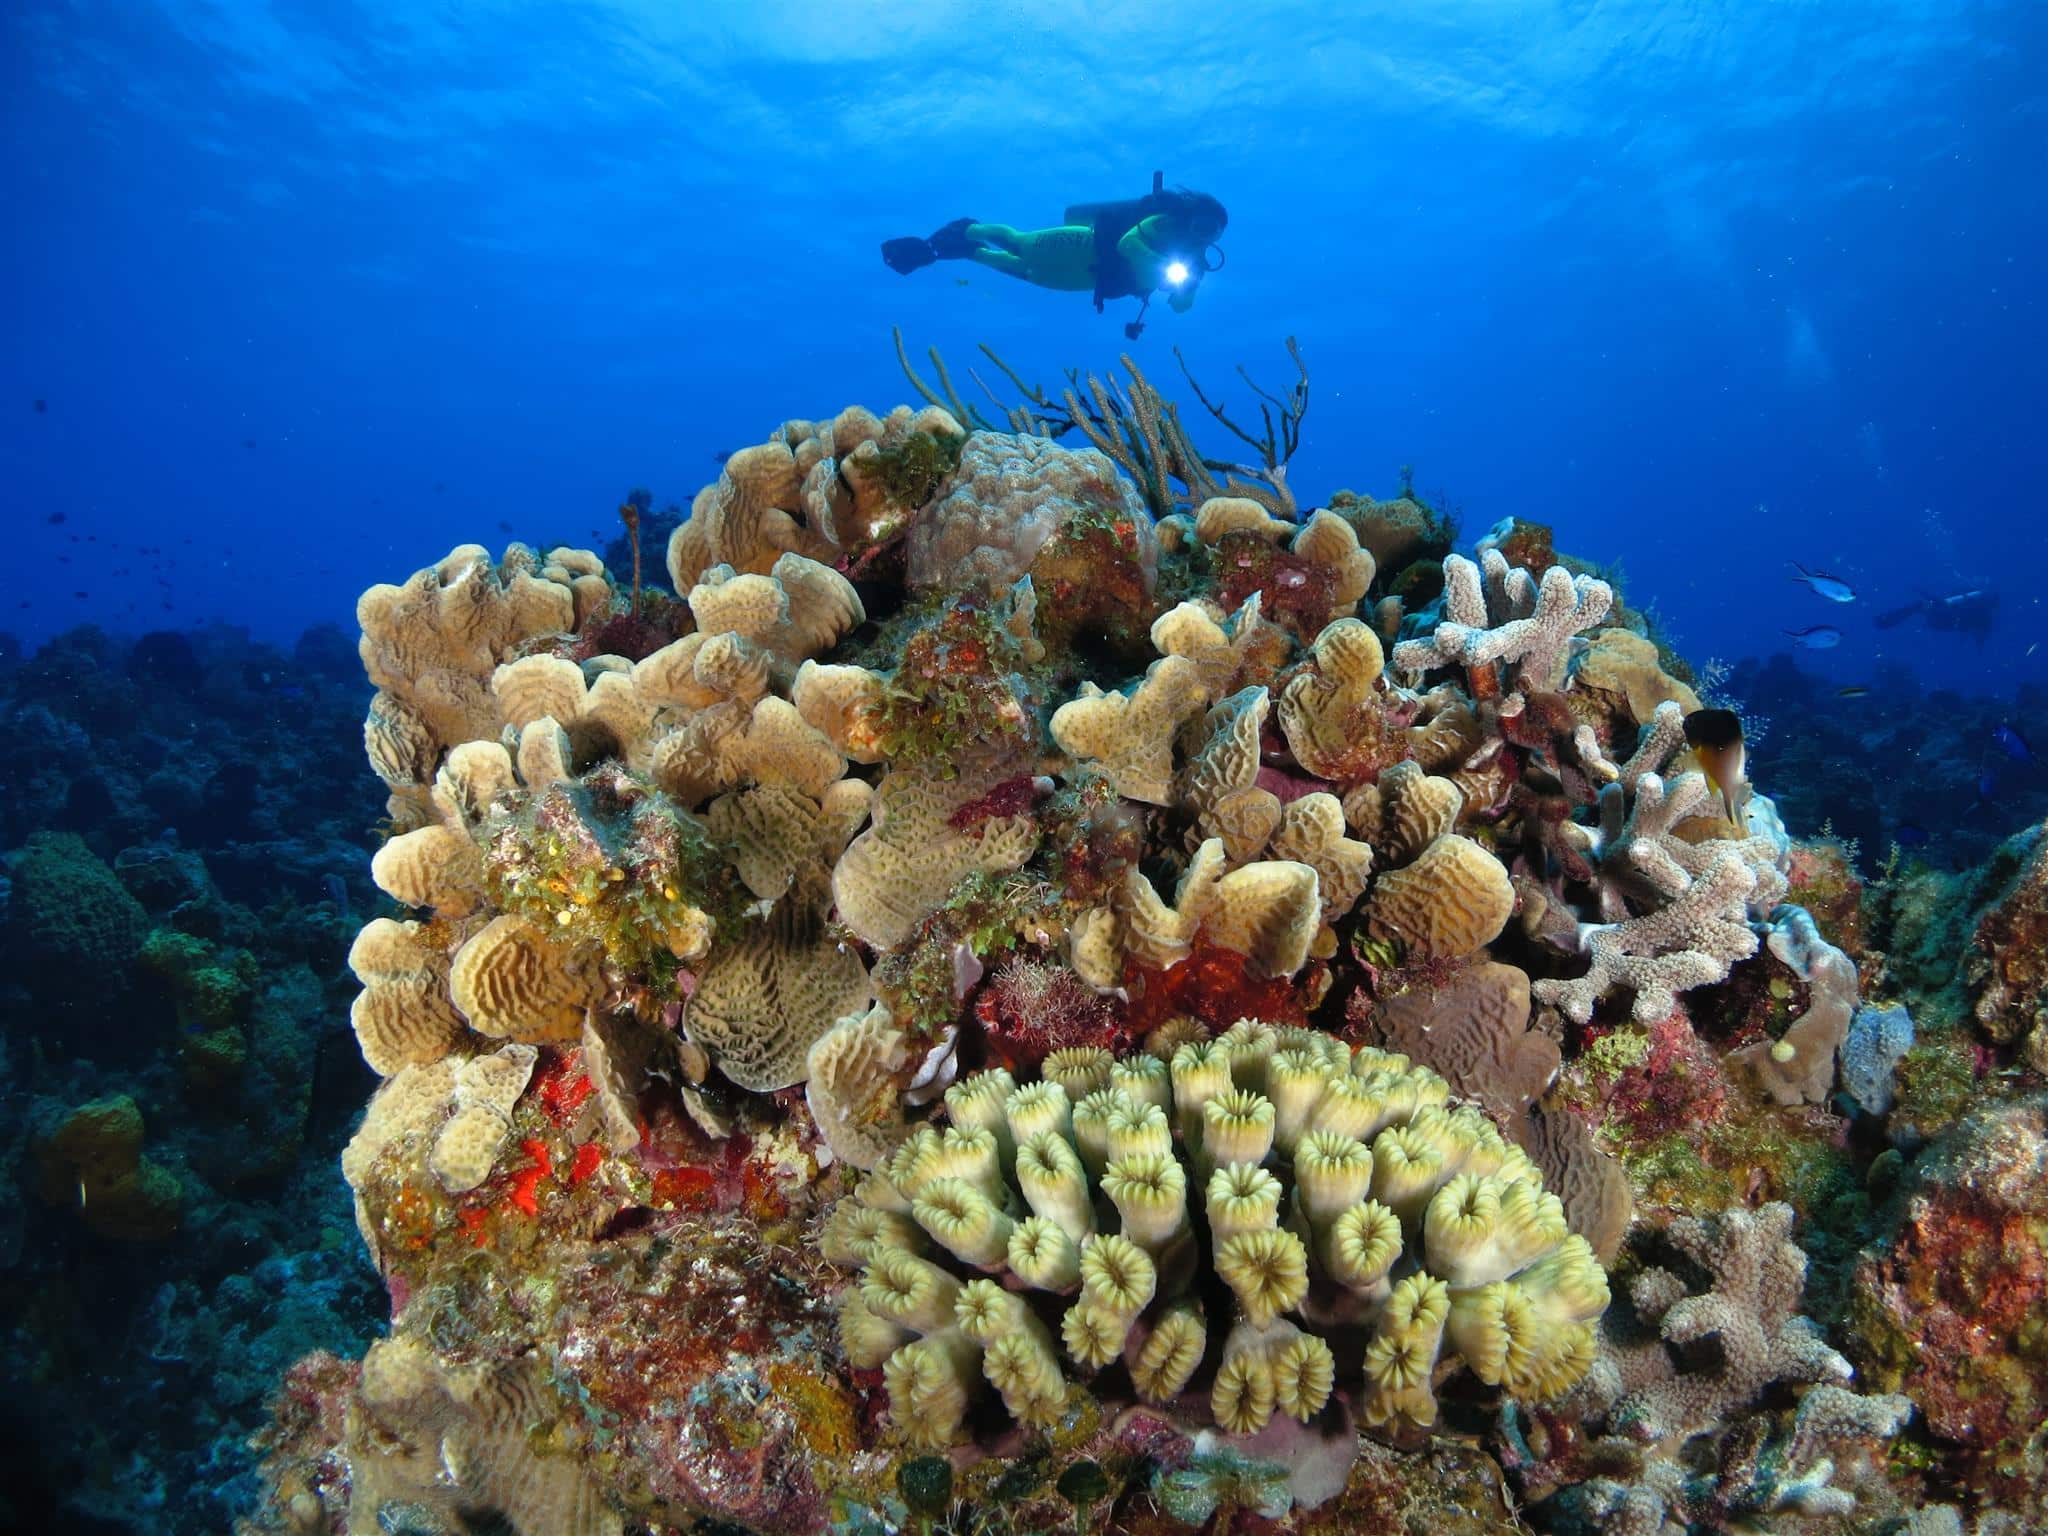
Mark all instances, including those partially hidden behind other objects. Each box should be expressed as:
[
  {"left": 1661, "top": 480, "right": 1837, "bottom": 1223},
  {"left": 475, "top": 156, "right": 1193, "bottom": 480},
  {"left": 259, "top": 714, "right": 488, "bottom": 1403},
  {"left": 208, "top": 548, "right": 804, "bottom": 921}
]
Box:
[{"left": 960, "top": 223, "right": 1097, "bottom": 292}]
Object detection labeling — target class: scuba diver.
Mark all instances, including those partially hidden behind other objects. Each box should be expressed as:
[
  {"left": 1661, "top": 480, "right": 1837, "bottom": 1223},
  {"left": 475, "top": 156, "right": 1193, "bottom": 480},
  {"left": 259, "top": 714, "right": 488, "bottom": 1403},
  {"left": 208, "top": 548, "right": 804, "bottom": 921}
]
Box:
[
  {"left": 1874, "top": 586, "right": 2000, "bottom": 643},
  {"left": 882, "top": 172, "right": 1227, "bottom": 339}
]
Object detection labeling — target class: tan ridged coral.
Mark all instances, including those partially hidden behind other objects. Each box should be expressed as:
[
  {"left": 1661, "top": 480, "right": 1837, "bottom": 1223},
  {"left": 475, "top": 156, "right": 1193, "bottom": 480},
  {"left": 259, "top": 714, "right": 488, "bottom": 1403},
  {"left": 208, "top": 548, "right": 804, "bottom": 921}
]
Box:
[
  {"left": 805, "top": 1004, "right": 914, "bottom": 1169},
  {"left": 1150, "top": 594, "right": 1290, "bottom": 702},
  {"left": 685, "top": 890, "right": 872, "bottom": 1093},
  {"left": 687, "top": 554, "right": 865, "bottom": 672},
  {"left": 668, "top": 442, "right": 822, "bottom": 592},
  {"left": 1571, "top": 628, "right": 1703, "bottom": 724},
  {"left": 1195, "top": 495, "right": 1293, "bottom": 544},
  {"left": 706, "top": 780, "right": 872, "bottom": 902},
  {"left": 1365, "top": 834, "right": 1515, "bottom": 963},
  {"left": 791, "top": 660, "right": 889, "bottom": 763},
  {"left": 832, "top": 768, "right": 1039, "bottom": 950},
  {"left": 1077, "top": 838, "right": 1322, "bottom": 987},
  {"left": 436, "top": 740, "right": 517, "bottom": 825},
  {"left": 1177, "top": 686, "right": 1281, "bottom": 862},
  {"left": 348, "top": 918, "right": 470, "bottom": 1075},
  {"left": 364, "top": 692, "right": 439, "bottom": 788},
  {"left": 348, "top": 1335, "right": 621, "bottom": 1536},
  {"left": 358, "top": 544, "right": 609, "bottom": 795},
  {"left": 490, "top": 653, "right": 589, "bottom": 735},
  {"left": 827, "top": 1030, "right": 1606, "bottom": 1447},
  {"left": 1354, "top": 760, "right": 1468, "bottom": 864},
  {"left": 1275, "top": 618, "right": 1402, "bottom": 786},
  {"left": 428, "top": 1043, "right": 539, "bottom": 1193},
  {"left": 1268, "top": 793, "right": 1374, "bottom": 926},
  {"left": 342, "top": 1058, "right": 459, "bottom": 1194},
  {"left": 650, "top": 693, "right": 847, "bottom": 810},
  {"left": 370, "top": 823, "right": 485, "bottom": 917},
  {"left": 1050, "top": 656, "right": 1209, "bottom": 806},
  {"left": 794, "top": 403, "right": 965, "bottom": 559},
  {"left": 449, "top": 915, "right": 600, "bottom": 1044}
]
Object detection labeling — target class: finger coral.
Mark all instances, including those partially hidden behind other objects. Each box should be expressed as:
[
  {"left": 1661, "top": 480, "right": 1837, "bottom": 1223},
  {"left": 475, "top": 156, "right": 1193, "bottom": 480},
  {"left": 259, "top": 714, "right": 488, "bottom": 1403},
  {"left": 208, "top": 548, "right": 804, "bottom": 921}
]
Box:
[{"left": 825, "top": 1027, "right": 1608, "bottom": 1451}]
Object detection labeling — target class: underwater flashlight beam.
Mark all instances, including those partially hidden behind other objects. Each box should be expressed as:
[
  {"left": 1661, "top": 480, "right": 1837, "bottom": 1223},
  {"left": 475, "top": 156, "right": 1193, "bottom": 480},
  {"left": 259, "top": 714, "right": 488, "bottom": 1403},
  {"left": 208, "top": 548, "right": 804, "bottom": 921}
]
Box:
[{"left": 1165, "top": 260, "right": 1190, "bottom": 286}]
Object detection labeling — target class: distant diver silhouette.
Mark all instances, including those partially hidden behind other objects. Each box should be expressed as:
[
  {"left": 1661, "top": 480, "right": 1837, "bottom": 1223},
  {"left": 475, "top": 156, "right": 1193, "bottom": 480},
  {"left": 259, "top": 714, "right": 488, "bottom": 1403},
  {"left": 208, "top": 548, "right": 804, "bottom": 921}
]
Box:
[
  {"left": 1873, "top": 586, "right": 2000, "bottom": 643},
  {"left": 883, "top": 170, "right": 1227, "bottom": 339}
]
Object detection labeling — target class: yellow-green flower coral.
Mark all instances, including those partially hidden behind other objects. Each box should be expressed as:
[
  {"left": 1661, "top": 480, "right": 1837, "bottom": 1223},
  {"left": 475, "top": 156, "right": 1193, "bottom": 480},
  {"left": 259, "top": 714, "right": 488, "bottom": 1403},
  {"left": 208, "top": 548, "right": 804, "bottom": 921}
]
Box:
[{"left": 825, "top": 1027, "right": 1607, "bottom": 1446}]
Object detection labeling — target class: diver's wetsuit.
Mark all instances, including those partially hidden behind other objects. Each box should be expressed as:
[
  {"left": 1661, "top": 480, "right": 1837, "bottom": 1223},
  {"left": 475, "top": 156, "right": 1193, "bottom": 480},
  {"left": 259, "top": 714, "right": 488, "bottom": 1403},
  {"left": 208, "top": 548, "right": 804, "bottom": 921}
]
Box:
[{"left": 886, "top": 208, "right": 1205, "bottom": 313}]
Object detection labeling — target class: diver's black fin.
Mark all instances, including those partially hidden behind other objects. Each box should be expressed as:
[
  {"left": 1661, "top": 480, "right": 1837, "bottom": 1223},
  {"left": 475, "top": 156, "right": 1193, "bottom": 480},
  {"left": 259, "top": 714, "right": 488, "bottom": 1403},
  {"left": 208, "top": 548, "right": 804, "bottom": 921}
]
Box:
[
  {"left": 1873, "top": 601, "right": 1921, "bottom": 629},
  {"left": 882, "top": 235, "right": 936, "bottom": 274}
]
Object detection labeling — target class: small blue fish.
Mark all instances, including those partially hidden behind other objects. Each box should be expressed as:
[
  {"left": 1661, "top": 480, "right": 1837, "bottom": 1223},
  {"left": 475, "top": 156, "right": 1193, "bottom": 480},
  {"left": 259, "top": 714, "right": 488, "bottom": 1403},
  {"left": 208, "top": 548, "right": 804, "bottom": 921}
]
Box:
[
  {"left": 1894, "top": 823, "right": 1931, "bottom": 846},
  {"left": 1993, "top": 723, "right": 2033, "bottom": 764},
  {"left": 1789, "top": 562, "right": 1856, "bottom": 603},
  {"left": 1783, "top": 625, "right": 1842, "bottom": 649}
]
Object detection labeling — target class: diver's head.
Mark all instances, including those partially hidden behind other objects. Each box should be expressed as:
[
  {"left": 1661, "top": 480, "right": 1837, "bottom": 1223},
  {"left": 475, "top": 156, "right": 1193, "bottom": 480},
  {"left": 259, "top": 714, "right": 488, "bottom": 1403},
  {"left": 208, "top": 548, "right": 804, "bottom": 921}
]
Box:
[{"left": 1155, "top": 186, "right": 1228, "bottom": 244}]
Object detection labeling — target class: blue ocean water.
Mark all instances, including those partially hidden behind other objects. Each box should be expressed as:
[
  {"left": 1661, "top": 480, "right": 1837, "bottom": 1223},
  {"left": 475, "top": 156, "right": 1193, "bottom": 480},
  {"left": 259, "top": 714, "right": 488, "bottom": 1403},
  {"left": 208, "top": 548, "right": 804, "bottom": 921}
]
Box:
[{"left": 5, "top": 1, "right": 2044, "bottom": 694}]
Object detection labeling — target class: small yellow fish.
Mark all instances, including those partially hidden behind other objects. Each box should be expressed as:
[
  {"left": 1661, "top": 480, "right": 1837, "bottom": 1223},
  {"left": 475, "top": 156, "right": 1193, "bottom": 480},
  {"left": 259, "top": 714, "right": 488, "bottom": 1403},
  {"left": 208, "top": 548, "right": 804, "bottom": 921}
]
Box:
[{"left": 1684, "top": 708, "right": 1750, "bottom": 825}]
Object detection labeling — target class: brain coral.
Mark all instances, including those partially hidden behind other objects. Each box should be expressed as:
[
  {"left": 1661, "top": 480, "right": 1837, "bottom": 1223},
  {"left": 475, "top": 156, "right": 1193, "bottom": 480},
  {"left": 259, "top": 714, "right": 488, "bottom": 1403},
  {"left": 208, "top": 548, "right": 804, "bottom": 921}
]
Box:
[
  {"left": 908, "top": 431, "right": 1156, "bottom": 599},
  {"left": 825, "top": 1021, "right": 1607, "bottom": 1449},
  {"left": 6, "top": 831, "right": 150, "bottom": 1011}
]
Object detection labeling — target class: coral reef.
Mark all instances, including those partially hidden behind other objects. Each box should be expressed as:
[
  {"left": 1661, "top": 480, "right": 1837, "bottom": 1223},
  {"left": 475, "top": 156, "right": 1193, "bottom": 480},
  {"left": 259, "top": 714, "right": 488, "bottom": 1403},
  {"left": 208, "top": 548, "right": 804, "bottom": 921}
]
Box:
[
  {"left": 0, "top": 618, "right": 383, "bottom": 1535},
  {"left": 116, "top": 369, "right": 2036, "bottom": 1536}
]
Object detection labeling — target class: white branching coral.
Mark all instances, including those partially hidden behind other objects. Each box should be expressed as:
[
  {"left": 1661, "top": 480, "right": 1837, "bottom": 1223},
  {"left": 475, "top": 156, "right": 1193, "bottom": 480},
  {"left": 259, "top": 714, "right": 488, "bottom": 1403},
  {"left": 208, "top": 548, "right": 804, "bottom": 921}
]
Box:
[
  {"left": 1558, "top": 1202, "right": 1910, "bottom": 1532},
  {"left": 824, "top": 1025, "right": 1607, "bottom": 1450},
  {"left": 1533, "top": 700, "right": 1793, "bottom": 1025},
  {"left": 1392, "top": 549, "right": 1611, "bottom": 698}
]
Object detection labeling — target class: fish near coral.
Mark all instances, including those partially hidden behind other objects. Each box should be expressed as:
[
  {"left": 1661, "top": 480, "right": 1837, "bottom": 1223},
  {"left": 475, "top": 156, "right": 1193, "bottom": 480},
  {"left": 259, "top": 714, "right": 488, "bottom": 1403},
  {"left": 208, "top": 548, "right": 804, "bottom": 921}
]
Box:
[{"left": 1682, "top": 706, "right": 1750, "bottom": 826}]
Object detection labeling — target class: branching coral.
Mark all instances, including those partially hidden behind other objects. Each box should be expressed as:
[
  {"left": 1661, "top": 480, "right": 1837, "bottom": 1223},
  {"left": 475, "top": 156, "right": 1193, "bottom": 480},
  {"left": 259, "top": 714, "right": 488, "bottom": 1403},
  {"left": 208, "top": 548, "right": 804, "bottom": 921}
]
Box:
[
  {"left": 1536, "top": 1202, "right": 1909, "bottom": 1534},
  {"left": 1530, "top": 702, "right": 1792, "bottom": 1025},
  {"left": 1392, "top": 548, "right": 1611, "bottom": 701},
  {"left": 825, "top": 1023, "right": 1607, "bottom": 1455}
]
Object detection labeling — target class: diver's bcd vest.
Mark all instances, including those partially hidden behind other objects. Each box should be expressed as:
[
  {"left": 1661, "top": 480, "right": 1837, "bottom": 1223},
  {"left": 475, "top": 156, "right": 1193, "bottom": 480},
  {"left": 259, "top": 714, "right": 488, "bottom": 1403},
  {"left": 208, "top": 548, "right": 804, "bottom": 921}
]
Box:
[{"left": 1067, "top": 171, "right": 1169, "bottom": 310}]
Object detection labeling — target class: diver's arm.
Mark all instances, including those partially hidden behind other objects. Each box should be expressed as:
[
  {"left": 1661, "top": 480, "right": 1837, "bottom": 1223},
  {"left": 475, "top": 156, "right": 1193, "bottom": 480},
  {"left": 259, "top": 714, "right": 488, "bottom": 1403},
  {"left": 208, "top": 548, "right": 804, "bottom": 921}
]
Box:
[{"left": 1118, "top": 216, "right": 1201, "bottom": 309}]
